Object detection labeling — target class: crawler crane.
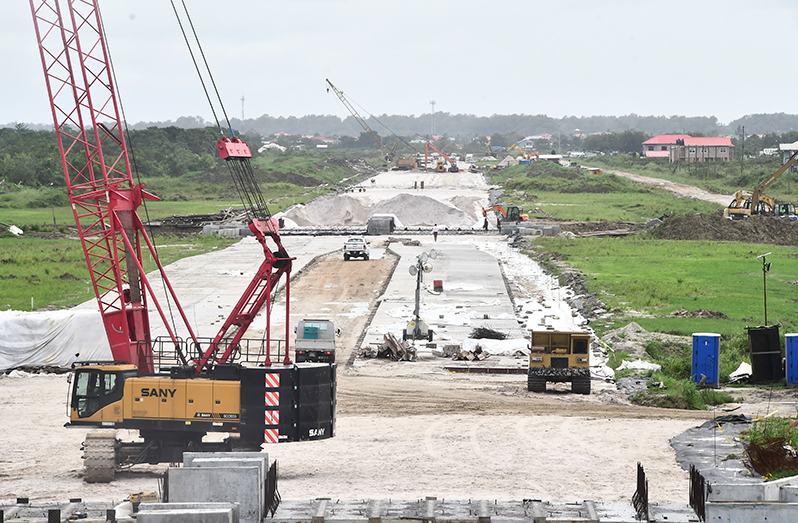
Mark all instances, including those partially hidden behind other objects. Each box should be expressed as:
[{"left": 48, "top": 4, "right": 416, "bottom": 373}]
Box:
[{"left": 30, "top": 0, "right": 335, "bottom": 482}]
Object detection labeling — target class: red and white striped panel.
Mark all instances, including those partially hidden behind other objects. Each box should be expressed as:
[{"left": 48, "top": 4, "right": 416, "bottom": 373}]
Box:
[
  {"left": 264, "top": 373, "right": 280, "bottom": 388},
  {"left": 264, "top": 428, "right": 279, "bottom": 444},
  {"left": 265, "top": 391, "right": 279, "bottom": 407},
  {"left": 265, "top": 409, "right": 279, "bottom": 426}
]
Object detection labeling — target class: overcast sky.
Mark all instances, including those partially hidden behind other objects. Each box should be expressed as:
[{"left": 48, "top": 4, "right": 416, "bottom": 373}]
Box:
[{"left": 4, "top": 1, "right": 798, "bottom": 128}]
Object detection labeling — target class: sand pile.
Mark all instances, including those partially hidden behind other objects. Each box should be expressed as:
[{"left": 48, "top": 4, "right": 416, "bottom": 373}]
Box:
[
  {"left": 281, "top": 193, "right": 474, "bottom": 227},
  {"left": 372, "top": 194, "right": 471, "bottom": 227},
  {"left": 282, "top": 194, "right": 372, "bottom": 226}
]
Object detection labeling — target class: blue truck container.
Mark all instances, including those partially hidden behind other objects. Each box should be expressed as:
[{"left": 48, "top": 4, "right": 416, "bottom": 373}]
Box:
[
  {"left": 692, "top": 333, "right": 720, "bottom": 388},
  {"left": 786, "top": 333, "right": 798, "bottom": 387}
]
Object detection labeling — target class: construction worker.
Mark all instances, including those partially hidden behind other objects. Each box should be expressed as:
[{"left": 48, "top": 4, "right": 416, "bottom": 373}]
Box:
[{"left": 433, "top": 224, "right": 438, "bottom": 242}]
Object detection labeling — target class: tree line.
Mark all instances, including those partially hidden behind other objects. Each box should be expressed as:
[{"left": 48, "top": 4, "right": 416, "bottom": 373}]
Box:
[
  {"left": 10, "top": 112, "right": 798, "bottom": 139},
  {"left": 5, "top": 124, "right": 798, "bottom": 191}
]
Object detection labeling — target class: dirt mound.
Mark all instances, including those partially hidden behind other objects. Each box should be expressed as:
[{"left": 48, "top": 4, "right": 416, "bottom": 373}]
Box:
[
  {"left": 601, "top": 322, "right": 690, "bottom": 361},
  {"left": 652, "top": 213, "right": 798, "bottom": 245},
  {"left": 669, "top": 307, "right": 729, "bottom": 319},
  {"left": 281, "top": 193, "right": 473, "bottom": 227},
  {"left": 372, "top": 194, "right": 471, "bottom": 227},
  {"left": 448, "top": 195, "right": 484, "bottom": 222},
  {"left": 283, "top": 194, "right": 372, "bottom": 226},
  {"left": 558, "top": 220, "right": 646, "bottom": 234}
]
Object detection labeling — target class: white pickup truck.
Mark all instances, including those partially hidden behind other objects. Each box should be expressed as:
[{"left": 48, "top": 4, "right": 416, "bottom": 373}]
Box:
[{"left": 343, "top": 236, "right": 369, "bottom": 261}]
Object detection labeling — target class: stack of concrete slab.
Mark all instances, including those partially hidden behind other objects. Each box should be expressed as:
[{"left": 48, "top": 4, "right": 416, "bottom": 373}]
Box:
[
  {"left": 156, "top": 452, "right": 269, "bottom": 523},
  {"left": 138, "top": 502, "right": 240, "bottom": 523},
  {"left": 705, "top": 478, "right": 798, "bottom": 521}
]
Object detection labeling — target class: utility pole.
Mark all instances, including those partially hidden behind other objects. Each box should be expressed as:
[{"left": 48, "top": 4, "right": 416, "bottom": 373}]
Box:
[
  {"left": 430, "top": 100, "right": 436, "bottom": 136},
  {"left": 758, "top": 252, "right": 771, "bottom": 326},
  {"left": 241, "top": 94, "right": 245, "bottom": 121}
]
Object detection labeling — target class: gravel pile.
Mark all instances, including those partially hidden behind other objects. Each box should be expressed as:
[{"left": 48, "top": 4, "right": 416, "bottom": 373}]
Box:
[{"left": 282, "top": 193, "right": 475, "bottom": 227}]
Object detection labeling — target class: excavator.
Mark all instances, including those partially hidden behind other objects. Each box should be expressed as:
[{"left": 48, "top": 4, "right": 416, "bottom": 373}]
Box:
[
  {"left": 507, "top": 143, "right": 539, "bottom": 161},
  {"left": 482, "top": 205, "right": 529, "bottom": 223},
  {"left": 425, "top": 141, "right": 460, "bottom": 173},
  {"left": 725, "top": 150, "right": 798, "bottom": 219},
  {"left": 30, "top": 0, "right": 335, "bottom": 482}
]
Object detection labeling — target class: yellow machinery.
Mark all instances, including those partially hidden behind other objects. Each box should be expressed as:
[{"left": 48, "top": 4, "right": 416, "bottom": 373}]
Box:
[
  {"left": 482, "top": 205, "right": 529, "bottom": 222},
  {"left": 507, "top": 144, "right": 539, "bottom": 161},
  {"left": 725, "top": 150, "right": 798, "bottom": 219},
  {"left": 528, "top": 331, "right": 591, "bottom": 394}
]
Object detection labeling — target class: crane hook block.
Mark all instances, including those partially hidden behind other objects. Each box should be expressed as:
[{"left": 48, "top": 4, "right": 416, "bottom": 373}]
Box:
[{"left": 217, "top": 136, "right": 252, "bottom": 160}]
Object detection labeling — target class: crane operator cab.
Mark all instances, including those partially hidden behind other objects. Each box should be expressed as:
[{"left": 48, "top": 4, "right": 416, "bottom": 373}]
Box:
[{"left": 69, "top": 363, "right": 138, "bottom": 423}]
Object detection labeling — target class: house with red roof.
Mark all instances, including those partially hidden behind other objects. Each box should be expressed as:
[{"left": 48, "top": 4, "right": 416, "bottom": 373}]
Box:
[{"left": 642, "top": 134, "right": 734, "bottom": 163}]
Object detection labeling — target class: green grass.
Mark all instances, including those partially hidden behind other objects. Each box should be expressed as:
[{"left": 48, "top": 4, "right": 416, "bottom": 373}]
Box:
[
  {"left": 583, "top": 154, "right": 798, "bottom": 205},
  {"left": 0, "top": 234, "right": 236, "bottom": 311},
  {"left": 530, "top": 236, "right": 798, "bottom": 335},
  {"left": 739, "top": 415, "right": 798, "bottom": 479},
  {"left": 529, "top": 191, "right": 719, "bottom": 221},
  {"left": 634, "top": 378, "right": 735, "bottom": 410},
  {"left": 0, "top": 182, "right": 332, "bottom": 230},
  {"left": 485, "top": 161, "right": 722, "bottom": 221}
]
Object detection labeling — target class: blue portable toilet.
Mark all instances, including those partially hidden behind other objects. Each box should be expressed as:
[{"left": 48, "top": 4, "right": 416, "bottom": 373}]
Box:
[
  {"left": 692, "top": 333, "right": 720, "bottom": 388},
  {"left": 786, "top": 333, "right": 798, "bottom": 387}
]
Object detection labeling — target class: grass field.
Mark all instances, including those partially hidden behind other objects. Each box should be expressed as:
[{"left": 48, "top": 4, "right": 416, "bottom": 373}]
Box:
[
  {"left": 0, "top": 234, "right": 236, "bottom": 312},
  {"left": 486, "top": 161, "right": 722, "bottom": 221},
  {"left": 582, "top": 154, "right": 798, "bottom": 205},
  {"left": 0, "top": 180, "right": 328, "bottom": 230},
  {"left": 530, "top": 236, "right": 798, "bottom": 336}
]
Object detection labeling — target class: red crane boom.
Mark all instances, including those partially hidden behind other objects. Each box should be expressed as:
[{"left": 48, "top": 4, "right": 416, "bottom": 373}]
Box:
[
  {"left": 29, "top": 0, "right": 205, "bottom": 372},
  {"left": 29, "top": 0, "right": 292, "bottom": 372}
]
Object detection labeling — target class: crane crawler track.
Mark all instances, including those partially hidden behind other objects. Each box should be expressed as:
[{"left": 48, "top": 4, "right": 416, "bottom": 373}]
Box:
[{"left": 82, "top": 431, "right": 117, "bottom": 483}]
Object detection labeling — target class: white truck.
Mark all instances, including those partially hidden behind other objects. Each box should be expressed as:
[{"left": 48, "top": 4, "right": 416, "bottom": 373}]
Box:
[
  {"left": 295, "top": 319, "right": 338, "bottom": 363},
  {"left": 343, "top": 236, "right": 369, "bottom": 261}
]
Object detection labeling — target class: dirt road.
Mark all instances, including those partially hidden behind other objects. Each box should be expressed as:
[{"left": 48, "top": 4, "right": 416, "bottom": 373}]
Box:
[
  {"left": 602, "top": 168, "right": 731, "bottom": 206},
  {"left": 281, "top": 247, "right": 398, "bottom": 365}
]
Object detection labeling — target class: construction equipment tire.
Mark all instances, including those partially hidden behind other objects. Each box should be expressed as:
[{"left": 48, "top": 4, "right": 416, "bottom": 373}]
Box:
[
  {"left": 527, "top": 375, "right": 545, "bottom": 393},
  {"left": 572, "top": 377, "right": 591, "bottom": 395},
  {"left": 83, "top": 430, "right": 117, "bottom": 483}
]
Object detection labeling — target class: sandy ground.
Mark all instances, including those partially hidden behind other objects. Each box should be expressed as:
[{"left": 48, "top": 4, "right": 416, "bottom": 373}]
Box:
[
  {"left": 0, "top": 243, "right": 715, "bottom": 506},
  {"left": 0, "top": 168, "right": 780, "bottom": 507}
]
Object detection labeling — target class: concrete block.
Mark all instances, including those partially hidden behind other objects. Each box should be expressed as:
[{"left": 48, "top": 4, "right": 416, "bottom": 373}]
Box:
[
  {"left": 190, "top": 457, "right": 267, "bottom": 514},
  {"left": 709, "top": 475, "right": 798, "bottom": 503},
  {"left": 706, "top": 501, "right": 798, "bottom": 522},
  {"left": 781, "top": 485, "right": 798, "bottom": 502},
  {"left": 183, "top": 451, "right": 268, "bottom": 468},
  {"left": 138, "top": 507, "right": 235, "bottom": 523},
  {"left": 168, "top": 466, "right": 261, "bottom": 523},
  {"left": 706, "top": 483, "right": 765, "bottom": 502},
  {"left": 764, "top": 474, "right": 798, "bottom": 501},
  {"left": 139, "top": 502, "right": 239, "bottom": 522}
]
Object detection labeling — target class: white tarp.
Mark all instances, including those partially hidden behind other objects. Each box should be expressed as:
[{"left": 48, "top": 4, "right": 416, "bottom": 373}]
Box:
[
  {"left": 616, "top": 358, "right": 662, "bottom": 372},
  {"left": 0, "top": 309, "right": 111, "bottom": 371}
]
